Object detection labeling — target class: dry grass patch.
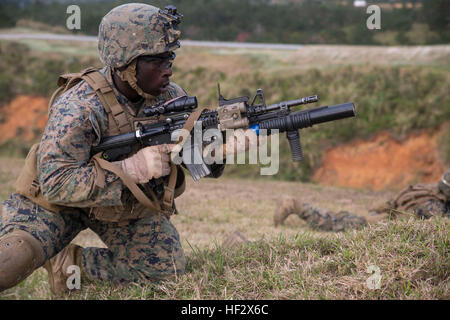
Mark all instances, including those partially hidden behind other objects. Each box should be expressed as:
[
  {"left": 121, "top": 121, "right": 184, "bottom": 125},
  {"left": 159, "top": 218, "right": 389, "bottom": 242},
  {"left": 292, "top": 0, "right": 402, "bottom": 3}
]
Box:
[
  {"left": 8, "top": 217, "right": 445, "bottom": 300},
  {"left": 0, "top": 156, "right": 24, "bottom": 201}
]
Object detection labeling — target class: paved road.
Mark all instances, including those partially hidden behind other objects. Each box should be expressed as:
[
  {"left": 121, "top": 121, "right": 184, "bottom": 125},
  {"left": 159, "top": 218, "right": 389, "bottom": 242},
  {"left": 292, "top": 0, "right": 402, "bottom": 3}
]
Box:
[{"left": 0, "top": 33, "right": 303, "bottom": 50}]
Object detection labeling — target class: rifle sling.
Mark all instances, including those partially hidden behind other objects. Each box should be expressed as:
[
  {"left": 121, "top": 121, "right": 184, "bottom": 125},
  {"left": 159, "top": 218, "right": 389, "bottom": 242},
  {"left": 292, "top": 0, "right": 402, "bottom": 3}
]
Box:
[
  {"left": 162, "top": 108, "right": 204, "bottom": 213},
  {"left": 93, "top": 108, "right": 204, "bottom": 217},
  {"left": 81, "top": 71, "right": 133, "bottom": 135},
  {"left": 92, "top": 153, "right": 161, "bottom": 213}
]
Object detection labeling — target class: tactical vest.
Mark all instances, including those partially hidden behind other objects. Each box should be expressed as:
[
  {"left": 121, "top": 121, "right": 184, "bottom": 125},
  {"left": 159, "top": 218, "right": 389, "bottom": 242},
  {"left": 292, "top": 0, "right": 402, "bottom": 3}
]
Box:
[
  {"left": 14, "top": 67, "right": 199, "bottom": 225},
  {"left": 370, "top": 183, "right": 447, "bottom": 216}
]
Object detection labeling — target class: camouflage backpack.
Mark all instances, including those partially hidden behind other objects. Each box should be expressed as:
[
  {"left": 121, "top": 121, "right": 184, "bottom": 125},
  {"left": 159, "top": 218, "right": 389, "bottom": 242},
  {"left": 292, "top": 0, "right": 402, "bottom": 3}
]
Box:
[{"left": 371, "top": 183, "right": 447, "bottom": 217}]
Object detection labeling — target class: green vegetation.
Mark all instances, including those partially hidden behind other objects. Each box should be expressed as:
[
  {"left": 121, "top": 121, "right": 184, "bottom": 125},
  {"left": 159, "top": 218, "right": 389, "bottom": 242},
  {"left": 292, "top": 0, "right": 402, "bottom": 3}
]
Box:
[
  {"left": 2, "top": 217, "right": 448, "bottom": 299},
  {"left": 204, "top": 64, "right": 449, "bottom": 181},
  {"left": 0, "top": 39, "right": 449, "bottom": 181},
  {"left": 0, "top": 41, "right": 100, "bottom": 103},
  {"left": 171, "top": 48, "right": 450, "bottom": 181},
  {"left": 1, "top": 0, "right": 449, "bottom": 45}
]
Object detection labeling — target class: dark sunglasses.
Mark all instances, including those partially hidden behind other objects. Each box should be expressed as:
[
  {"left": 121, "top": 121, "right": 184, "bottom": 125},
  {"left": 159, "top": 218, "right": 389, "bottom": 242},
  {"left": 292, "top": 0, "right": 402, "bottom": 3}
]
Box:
[{"left": 140, "top": 52, "right": 176, "bottom": 70}]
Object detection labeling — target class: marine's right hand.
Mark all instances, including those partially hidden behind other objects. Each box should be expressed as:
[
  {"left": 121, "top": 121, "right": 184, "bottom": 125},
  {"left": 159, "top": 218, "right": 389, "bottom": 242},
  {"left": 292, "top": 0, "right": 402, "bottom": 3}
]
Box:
[{"left": 118, "top": 144, "right": 176, "bottom": 183}]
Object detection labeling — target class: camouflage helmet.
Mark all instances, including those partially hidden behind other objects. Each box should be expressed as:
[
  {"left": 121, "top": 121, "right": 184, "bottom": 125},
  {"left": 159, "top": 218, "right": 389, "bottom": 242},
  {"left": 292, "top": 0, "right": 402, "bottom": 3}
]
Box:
[
  {"left": 438, "top": 171, "right": 450, "bottom": 199},
  {"left": 98, "top": 3, "right": 182, "bottom": 69}
]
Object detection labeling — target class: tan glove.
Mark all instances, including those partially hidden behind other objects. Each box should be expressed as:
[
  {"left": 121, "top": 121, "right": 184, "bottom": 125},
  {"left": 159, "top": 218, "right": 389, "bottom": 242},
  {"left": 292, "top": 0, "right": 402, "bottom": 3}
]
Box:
[
  {"left": 202, "top": 129, "right": 266, "bottom": 160},
  {"left": 117, "top": 144, "right": 176, "bottom": 184},
  {"left": 223, "top": 129, "right": 264, "bottom": 157}
]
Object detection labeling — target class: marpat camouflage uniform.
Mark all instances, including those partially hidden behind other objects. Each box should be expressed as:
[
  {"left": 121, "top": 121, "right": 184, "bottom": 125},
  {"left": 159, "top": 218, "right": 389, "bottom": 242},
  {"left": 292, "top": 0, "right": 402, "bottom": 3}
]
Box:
[
  {"left": 274, "top": 181, "right": 449, "bottom": 232},
  {"left": 1, "top": 3, "right": 217, "bottom": 288},
  {"left": 274, "top": 197, "right": 367, "bottom": 232},
  {"left": 407, "top": 199, "right": 449, "bottom": 219},
  {"left": 1, "top": 67, "right": 187, "bottom": 283}
]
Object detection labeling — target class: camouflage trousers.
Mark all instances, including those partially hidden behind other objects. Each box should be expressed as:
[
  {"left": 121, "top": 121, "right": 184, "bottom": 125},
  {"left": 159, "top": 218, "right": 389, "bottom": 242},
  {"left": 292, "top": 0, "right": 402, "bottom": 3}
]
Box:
[
  {"left": 274, "top": 197, "right": 367, "bottom": 232},
  {"left": 275, "top": 197, "right": 449, "bottom": 232},
  {"left": 1, "top": 193, "right": 186, "bottom": 284},
  {"left": 298, "top": 203, "right": 368, "bottom": 232}
]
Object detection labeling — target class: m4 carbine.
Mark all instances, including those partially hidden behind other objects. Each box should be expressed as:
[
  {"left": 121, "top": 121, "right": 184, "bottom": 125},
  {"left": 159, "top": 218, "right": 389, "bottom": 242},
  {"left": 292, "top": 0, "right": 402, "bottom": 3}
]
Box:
[{"left": 91, "top": 88, "right": 356, "bottom": 181}]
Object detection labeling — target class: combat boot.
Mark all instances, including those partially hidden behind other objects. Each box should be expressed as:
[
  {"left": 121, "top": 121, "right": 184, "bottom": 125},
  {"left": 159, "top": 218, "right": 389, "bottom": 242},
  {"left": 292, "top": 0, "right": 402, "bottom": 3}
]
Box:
[
  {"left": 44, "top": 243, "right": 84, "bottom": 296},
  {"left": 0, "top": 229, "right": 45, "bottom": 292},
  {"left": 274, "top": 197, "right": 306, "bottom": 226}
]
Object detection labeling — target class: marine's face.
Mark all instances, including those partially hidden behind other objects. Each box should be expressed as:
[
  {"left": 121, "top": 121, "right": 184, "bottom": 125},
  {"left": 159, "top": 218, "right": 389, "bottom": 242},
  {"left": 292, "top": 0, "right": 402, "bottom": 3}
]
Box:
[{"left": 136, "top": 52, "right": 175, "bottom": 96}]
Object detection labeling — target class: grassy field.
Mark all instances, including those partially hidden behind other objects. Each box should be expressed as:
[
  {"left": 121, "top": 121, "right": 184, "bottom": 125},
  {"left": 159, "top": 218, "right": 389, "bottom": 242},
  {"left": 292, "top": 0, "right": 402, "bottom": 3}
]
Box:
[{"left": 0, "top": 156, "right": 448, "bottom": 300}]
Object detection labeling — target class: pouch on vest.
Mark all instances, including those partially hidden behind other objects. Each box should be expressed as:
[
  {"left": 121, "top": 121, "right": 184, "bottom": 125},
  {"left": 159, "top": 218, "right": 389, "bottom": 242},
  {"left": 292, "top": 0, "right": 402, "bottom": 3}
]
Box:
[
  {"left": 370, "top": 183, "right": 446, "bottom": 216},
  {"left": 14, "top": 143, "right": 65, "bottom": 213},
  {"left": 13, "top": 68, "right": 100, "bottom": 214}
]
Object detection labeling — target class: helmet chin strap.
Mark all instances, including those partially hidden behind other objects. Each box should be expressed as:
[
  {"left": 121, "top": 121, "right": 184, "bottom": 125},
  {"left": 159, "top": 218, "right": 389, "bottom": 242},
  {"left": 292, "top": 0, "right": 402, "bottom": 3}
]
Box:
[{"left": 115, "top": 59, "right": 156, "bottom": 101}]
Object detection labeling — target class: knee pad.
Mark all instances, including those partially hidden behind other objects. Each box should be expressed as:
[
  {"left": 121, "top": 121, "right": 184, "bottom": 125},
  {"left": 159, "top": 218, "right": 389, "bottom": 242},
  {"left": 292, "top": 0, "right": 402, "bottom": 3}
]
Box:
[{"left": 0, "top": 229, "right": 45, "bottom": 292}]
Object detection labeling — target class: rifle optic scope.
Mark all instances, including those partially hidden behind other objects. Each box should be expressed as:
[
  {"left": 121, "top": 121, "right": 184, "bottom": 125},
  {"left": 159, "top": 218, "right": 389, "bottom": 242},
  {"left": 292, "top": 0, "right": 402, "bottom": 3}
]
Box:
[{"left": 144, "top": 95, "right": 198, "bottom": 116}]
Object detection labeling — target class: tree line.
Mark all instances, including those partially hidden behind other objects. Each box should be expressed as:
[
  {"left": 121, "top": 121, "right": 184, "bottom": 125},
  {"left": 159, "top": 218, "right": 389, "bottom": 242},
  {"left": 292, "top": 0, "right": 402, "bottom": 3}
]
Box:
[{"left": 0, "top": 0, "right": 448, "bottom": 45}]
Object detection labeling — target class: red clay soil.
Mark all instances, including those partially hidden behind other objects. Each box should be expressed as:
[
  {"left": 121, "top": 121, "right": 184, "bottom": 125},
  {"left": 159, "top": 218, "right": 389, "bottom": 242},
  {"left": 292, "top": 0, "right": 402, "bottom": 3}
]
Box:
[
  {"left": 0, "top": 96, "right": 446, "bottom": 191},
  {"left": 313, "top": 131, "right": 446, "bottom": 191},
  {"left": 0, "top": 96, "right": 49, "bottom": 142}
]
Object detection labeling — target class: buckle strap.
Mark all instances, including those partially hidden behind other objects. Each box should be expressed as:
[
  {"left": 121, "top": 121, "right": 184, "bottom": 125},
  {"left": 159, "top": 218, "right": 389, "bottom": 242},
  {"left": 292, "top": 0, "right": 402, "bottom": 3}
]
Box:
[
  {"left": 91, "top": 153, "right": 160, "bottom": 213},
  {"left": 82, "top": 71, "right": 112, "bottom": 92},
  {"left": 162, "top": 163, "right": 177, "bottom": 217},
  {"left": 80, "top": 70, "right": 133, "bottom": 135},
  {"left": 160, "top": 108, "right": 205, "bottom": 217},
  {"left": 30, "top": 179, "right": 40, "bottom": 197}
]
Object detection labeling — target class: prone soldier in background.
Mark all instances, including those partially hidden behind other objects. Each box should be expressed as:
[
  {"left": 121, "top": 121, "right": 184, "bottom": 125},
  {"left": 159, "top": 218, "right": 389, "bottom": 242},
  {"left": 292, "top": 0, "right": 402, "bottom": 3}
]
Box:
[
  {"left": 274, "top": 171, "right": 450, "bottom": 231},
  {"left": 0, "top": 3, "right": 250, "bottom": 295}
]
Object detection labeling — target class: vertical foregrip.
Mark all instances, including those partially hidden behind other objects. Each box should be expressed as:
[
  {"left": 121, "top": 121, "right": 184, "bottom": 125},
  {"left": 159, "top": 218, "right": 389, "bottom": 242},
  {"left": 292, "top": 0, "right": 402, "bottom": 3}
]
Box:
[{"left": 286, "top": 130, "right": 304, "bottom": 162}]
